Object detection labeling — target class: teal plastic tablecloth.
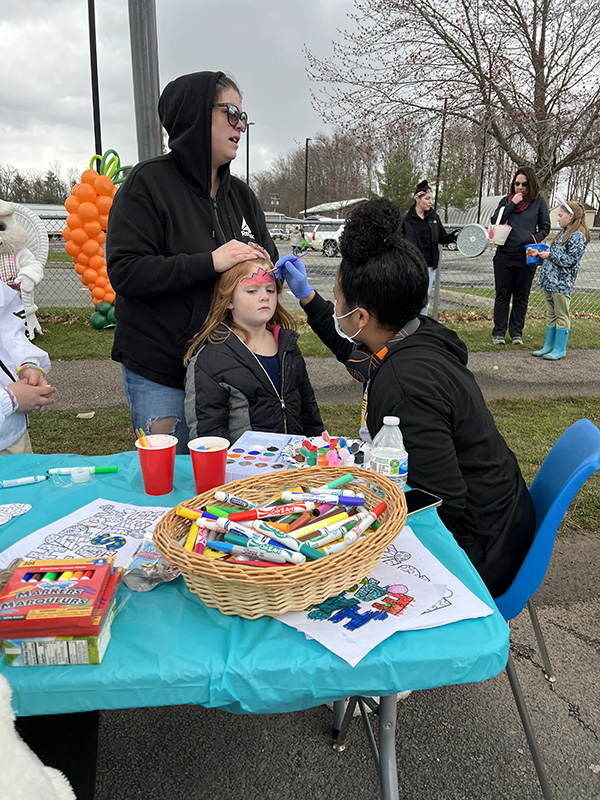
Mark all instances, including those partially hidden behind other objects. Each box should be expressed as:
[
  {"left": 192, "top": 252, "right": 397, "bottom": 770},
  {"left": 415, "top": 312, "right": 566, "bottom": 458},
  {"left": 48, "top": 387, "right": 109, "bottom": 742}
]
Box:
[{"left": 0, "top": 453, "right": 509, "bottom": 717}]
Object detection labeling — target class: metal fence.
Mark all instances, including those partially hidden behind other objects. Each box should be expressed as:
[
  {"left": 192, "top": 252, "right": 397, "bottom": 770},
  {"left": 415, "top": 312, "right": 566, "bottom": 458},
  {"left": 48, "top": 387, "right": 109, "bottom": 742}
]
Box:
[{"left": 36, "top": 215, "right": 600, "bottom": 316}]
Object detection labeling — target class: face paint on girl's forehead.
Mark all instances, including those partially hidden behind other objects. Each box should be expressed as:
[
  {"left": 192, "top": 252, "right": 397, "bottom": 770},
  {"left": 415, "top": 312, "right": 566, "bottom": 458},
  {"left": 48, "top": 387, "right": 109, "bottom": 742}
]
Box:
[{"left": 239, "top": 267, "right": 276, "bottom": 286}]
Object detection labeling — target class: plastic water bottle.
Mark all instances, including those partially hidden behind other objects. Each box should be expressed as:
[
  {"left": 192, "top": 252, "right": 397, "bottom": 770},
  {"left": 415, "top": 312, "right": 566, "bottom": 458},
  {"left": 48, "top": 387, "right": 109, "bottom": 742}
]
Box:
[{"left": 368, "top": 416, "right": 408, "bottom": 490}]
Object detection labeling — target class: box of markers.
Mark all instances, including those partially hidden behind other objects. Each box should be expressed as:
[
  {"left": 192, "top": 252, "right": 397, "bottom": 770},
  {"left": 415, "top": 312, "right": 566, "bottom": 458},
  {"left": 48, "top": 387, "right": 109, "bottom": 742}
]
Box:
[
  {"left": 1, "top": 600, "right": 118, "bottom": 666},
  {"left": 0, "top": 557, "right": 115, "bottom": 635},
  {"left": 0, "top": 561, "right": 123, "bottom": 666}
]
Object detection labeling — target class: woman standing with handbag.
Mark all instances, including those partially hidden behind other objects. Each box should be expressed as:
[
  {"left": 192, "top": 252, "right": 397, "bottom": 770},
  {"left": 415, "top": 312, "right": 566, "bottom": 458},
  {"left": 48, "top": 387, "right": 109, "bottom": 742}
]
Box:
[{"left": 490, "top": 167, "right": 550, "bottom": 345}]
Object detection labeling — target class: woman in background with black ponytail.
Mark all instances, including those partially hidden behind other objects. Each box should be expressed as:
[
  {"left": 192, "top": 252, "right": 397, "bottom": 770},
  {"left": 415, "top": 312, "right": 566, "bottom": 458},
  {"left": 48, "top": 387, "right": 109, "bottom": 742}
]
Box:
[
  {"left": 275, "top": 197, "right": 535, "bottom": 599},
  {"left": 401, "top": 179, "right": 458, "bottom": 314}
]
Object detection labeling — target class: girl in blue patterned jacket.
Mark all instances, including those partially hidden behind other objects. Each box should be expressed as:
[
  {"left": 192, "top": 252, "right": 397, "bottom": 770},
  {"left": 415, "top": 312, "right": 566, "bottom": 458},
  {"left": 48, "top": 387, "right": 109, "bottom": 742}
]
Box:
[{"left": 531, "top": 199, "right": 590, "bottom": 360}]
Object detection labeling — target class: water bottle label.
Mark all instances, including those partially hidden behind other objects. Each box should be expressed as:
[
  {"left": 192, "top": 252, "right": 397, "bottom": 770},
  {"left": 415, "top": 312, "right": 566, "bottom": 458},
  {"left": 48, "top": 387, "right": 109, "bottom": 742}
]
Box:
[{"left": 372, "top": 457, "right": 408, "bottom": 478}]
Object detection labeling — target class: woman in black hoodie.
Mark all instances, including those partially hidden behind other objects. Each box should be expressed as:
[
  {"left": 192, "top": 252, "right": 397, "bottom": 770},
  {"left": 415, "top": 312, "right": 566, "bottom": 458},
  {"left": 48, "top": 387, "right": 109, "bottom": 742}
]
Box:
[
  {"left": 107, "top": 71, "right": 277, "bottom": 453},
  {"left": 401, "top": 179, "right": 458, "bottom": 314},
  {"left": 276, "top": 197, "right": 535, "bottom": 598}
]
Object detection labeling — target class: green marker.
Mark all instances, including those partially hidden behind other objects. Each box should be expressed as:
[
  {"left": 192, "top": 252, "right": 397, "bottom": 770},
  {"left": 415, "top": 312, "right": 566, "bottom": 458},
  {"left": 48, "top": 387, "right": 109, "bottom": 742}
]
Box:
[
  {"left": 252, "top": 520, "right": 325, "bottom": 560},
  {"left": 310, "top": 473, "right": 355, "bottom": 492},
  {"left": 47, "top": 466, "right": 119, "bottom": 475}
]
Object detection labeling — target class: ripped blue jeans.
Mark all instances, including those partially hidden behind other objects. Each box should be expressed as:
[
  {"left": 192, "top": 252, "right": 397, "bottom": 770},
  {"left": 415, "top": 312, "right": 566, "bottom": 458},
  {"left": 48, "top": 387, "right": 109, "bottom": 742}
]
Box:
[{"left": 121, "top": 366, "right": 190, "bottom": 455}]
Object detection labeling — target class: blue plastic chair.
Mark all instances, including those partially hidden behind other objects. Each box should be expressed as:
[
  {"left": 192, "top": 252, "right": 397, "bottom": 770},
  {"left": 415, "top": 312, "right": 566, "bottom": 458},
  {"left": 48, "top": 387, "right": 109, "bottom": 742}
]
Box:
[
  {"left": 492, "top": 419, "right": 600, "bottom": 800},
  {"left": 495, "top": 417, "right": 600, "bottom": 680}
]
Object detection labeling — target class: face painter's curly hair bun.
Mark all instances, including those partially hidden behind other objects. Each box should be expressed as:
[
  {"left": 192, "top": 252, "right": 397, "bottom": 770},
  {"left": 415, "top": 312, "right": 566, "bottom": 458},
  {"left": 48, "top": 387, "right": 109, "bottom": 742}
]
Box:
[
  {"left": 337, "top": 197, "right": 429, "bottom": 330},
  {"left": 340, "top": 197, "right": 403, "bottom": 266},
  {"left": 415, "top": 179, "right": 431, "bottom": 194}
]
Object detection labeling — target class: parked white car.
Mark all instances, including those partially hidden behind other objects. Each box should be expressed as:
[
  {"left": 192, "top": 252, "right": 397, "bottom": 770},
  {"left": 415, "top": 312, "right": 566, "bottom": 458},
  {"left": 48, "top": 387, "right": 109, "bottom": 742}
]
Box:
[{"left": 306, "top": 220, "right": 345, "bottom": 257}]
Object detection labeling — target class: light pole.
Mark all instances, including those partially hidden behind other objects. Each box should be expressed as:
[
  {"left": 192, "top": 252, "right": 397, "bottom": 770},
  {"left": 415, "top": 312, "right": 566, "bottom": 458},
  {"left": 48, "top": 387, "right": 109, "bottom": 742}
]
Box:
[
  {"left": 246, "top": 121, "right": 255, "bottom": 186},
  {"left": 304, "top": 138, "right": 311, "bottom": 217}
]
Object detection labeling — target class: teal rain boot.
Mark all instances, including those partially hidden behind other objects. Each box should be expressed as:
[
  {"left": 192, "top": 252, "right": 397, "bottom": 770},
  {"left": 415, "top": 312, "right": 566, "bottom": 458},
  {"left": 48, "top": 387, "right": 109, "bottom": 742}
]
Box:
[
  {"left": 543, "top": 328, "right": 569, "bottom": 360},
  {"left": 532, "top": 326, "right": 556, "bottom": 357}
]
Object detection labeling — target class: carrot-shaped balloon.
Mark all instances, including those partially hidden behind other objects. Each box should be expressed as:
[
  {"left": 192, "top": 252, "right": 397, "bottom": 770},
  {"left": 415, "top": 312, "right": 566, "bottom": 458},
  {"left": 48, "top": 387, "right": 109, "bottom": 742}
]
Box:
[{"left": 63, "top": 150, "right": 131, "bottom": 316}]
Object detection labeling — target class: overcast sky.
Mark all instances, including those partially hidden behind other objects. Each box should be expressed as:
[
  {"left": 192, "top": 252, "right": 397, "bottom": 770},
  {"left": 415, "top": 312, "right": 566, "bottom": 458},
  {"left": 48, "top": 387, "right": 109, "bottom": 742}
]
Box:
[{"left": 1, "top": 0, "right": 356, "bottom": 181}]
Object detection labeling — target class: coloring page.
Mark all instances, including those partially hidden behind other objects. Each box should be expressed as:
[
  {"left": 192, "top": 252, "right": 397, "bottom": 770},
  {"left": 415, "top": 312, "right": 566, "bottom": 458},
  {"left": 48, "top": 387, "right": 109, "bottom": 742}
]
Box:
[
  {"left": 382, "top": 527, "right": 493, "bottom": 631},
  {"left": 278, "top": 526, "right": 492, "bottom": 667},
  {"left": 0, "top": 499, "right": 171, "bottom": 569}
]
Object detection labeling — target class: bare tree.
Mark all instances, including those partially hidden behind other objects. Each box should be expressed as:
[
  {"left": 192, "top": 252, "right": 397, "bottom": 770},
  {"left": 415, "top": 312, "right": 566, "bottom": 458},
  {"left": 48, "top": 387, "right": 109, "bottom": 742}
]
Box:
[
  {"left": 306, "top": 0, "right": 600, "bottom": 194},
  {"left": 251, "top": 130, "right": 375, "bottom": 217}
]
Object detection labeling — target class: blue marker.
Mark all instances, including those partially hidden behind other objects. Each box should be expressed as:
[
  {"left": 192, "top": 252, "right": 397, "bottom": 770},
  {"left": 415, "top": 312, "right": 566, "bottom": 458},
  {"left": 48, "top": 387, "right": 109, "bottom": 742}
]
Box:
[{"left": 0, "top": 475, "right": 49, "bottom": 489}]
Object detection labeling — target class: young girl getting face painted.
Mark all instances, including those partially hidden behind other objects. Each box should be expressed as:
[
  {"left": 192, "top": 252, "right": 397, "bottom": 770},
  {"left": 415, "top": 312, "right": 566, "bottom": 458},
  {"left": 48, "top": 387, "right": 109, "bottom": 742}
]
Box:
[{"left": 183, "top": 259, "right": 323, "bottom": 442}]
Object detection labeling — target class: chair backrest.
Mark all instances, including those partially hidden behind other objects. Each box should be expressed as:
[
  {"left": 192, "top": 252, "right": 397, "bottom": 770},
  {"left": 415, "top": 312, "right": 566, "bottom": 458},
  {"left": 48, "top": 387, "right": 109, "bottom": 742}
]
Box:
[{"left": 495, "top": 419, "right": 600, "bottom": 621}]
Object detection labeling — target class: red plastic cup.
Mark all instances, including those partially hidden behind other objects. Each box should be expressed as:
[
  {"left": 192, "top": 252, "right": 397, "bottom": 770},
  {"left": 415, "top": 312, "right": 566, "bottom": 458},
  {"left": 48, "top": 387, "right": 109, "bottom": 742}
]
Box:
[
  {"left": 135, "top": 434, "right": 178, "bottom": 495},
  {"left": 188, "top": 436, "right": 230, "bottom": 495}
]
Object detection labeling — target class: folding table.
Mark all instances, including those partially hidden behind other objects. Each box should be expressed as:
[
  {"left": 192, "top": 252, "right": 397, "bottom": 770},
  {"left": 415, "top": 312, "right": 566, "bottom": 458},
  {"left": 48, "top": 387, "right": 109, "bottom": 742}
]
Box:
[{"left": 0, "top": 452, "right": 509, "bottom": 799}]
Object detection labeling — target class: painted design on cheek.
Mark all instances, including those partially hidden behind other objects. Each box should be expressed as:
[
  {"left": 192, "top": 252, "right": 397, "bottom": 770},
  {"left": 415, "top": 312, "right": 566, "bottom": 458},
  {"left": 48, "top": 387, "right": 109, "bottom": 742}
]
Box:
[{"left": 239, "top": 267, "right": 276, "bottom": 286}]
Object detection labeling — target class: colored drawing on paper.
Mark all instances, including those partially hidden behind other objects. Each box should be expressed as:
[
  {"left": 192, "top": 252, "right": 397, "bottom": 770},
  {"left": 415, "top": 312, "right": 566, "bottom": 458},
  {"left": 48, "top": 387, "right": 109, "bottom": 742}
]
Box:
[
  {"left": 278, "top": 526, "right": 493, "bottom": 667},
  {"left": 308, "top": 577, "right": 415, "bottom": 631},
  {"left": 0, "top": 499, "right": 172, "bottom": 569}
]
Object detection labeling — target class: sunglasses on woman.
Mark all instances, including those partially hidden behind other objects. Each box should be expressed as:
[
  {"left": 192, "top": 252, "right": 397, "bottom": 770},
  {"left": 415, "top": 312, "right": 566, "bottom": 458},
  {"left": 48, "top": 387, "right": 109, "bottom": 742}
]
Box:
[
  {"left": 515, "top": 181, "right": 528, "bottom": 187},
  {"left": 213, "top": 102, "right": 248, "bottom": 132}
]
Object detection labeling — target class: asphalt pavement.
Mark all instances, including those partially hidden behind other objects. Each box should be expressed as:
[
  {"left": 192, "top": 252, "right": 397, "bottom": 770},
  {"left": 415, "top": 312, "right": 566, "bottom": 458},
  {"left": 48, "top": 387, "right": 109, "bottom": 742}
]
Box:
[
  {"left": 42, "top": 349, "right": 600, "bottom": 800},
  {"left": 46, "top": 346, "right": 600, "bottom": 413}
]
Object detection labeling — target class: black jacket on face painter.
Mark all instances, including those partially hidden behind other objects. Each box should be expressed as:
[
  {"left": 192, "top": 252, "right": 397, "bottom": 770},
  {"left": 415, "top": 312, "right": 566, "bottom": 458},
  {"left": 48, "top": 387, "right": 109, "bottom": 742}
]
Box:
[
  {"left": 303, "top": 291, "right": 536, "bottom": 598},
  {"left": 107, "top": 71, "right": 278, "bottom": 389}
]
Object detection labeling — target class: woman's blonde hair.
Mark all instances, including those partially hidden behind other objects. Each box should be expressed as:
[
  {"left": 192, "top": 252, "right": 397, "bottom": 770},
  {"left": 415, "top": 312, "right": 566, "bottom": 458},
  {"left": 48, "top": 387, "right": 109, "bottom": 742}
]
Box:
[
  {"left": 184, "top": 259, "right": 296, "bottom": 365},
  {"left": 559, "top": 201, "right": 591, "bottom": 245}
]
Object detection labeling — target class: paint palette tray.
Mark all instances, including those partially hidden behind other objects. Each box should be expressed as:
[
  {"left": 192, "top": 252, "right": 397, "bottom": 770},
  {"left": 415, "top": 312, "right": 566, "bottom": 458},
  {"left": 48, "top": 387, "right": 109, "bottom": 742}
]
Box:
[
  {"left": 225, "top": 431, "right": 303, "bottom": 483},
  {"left": 280, "top": 435, "right": 370, "bottom": 469}
]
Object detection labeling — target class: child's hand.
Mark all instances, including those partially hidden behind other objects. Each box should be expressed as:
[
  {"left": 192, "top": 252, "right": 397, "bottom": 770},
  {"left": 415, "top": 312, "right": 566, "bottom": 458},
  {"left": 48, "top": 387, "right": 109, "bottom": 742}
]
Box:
[
  {"left": 272, "top": 255, "right": 313, "bottom": 299},
  {"left": 17, "top": 367, "right": 48, "bottom": 387},
  {"left": 538, "top": 250, "right": 550, "bottom": 259},
  {"left": 9, "top": 381, "right": 56, "bottom": 414}
]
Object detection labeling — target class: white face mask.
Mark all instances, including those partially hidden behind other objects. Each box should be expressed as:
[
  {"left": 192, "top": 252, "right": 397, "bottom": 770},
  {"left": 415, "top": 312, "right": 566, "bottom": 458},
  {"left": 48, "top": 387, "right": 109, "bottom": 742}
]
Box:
[{"left": 333, "top": 306, "right": 361, "bottom": 342}]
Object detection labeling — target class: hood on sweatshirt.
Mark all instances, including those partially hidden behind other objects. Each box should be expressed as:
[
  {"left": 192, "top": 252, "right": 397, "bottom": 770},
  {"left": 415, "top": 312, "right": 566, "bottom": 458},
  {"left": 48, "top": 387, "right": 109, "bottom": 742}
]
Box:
[
  {"left": 384, "top": 316, "right": 469, "bottom": 367},
  {"left": 158, "top": 70, "right": 229, "bottom": 197}
]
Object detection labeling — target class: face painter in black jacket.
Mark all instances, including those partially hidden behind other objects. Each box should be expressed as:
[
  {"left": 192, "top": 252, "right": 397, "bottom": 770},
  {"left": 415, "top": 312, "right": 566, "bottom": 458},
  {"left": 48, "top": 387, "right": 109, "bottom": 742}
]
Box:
[
  {"left": 276, "top": 197, "right": 535, "bottom": 599},
  {"left": 107, "top": 71, "right": 277, "bottom": 452}
]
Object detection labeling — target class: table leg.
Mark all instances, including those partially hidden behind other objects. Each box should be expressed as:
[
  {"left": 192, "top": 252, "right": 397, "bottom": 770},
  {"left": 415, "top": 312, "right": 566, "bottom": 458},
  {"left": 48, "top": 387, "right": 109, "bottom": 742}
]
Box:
[{"left": 378, "top": 694, "right": 399, "bottom": 800}]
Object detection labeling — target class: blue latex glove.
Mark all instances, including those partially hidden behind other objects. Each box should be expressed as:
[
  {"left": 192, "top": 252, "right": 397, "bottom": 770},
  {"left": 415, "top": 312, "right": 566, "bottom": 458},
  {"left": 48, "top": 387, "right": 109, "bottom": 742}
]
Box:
[{"left": 272, "top": 254, "right": 313, "bottom": 299}]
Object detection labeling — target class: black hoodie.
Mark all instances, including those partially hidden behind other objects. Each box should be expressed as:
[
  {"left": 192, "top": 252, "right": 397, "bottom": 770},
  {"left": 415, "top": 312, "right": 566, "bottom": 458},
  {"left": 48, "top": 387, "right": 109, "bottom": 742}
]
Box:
[
  {"left": 304, "top": 292, "right": 535, "bottom": 597},
  {"left": 106, "top": 71, "right": 277, "bottom": 388}
]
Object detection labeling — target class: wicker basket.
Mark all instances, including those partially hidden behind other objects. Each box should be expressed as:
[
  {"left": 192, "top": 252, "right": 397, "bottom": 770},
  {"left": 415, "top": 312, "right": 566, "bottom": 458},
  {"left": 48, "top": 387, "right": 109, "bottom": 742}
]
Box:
[{"left": 153, "top": 466, "right": 407, "bottom": 619}]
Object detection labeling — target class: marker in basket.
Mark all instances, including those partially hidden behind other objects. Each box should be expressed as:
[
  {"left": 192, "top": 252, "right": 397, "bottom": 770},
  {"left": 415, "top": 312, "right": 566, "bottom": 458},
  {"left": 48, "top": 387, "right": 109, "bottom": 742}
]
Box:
[
  {"left": 175, "top": 505, "right": 219, "bottom": 522},
  {"left": 280, "top": 491, "right": 365, "bottom": 506},
  {"left": 282, "top": 511, "right": 349, "bottom": 540},
  {"left": 218, "top": 535, "right": 306, "bottom": 564},
  {"left": 343, "top": 502, "right": 387, "bottom": 545},
  {"left": 199, "top": 517, "right": 291, "bottom": 551},
  {"left": 307, "top": 513, "right": 368, "bottom": 547},
  {"left": 184, "top": 521, "right": 199, "bottom": 551},
  {"left": 228, "top": 502, "right": 316, "bottom": 522},
  {"left": 193, "top": 526, "right": 209, "bottom": 554},
  {"left": 206, "top": 541, "right": 294, "bottom": 565},
  {"left": 213, "top": 491, "right": 258, "bottom": 510},
  {"left": 311, "top": 473, "right": 355, "bottom": 492},
  {"left": 249, "top": 520, "right": 325, "bottom": 560}
]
